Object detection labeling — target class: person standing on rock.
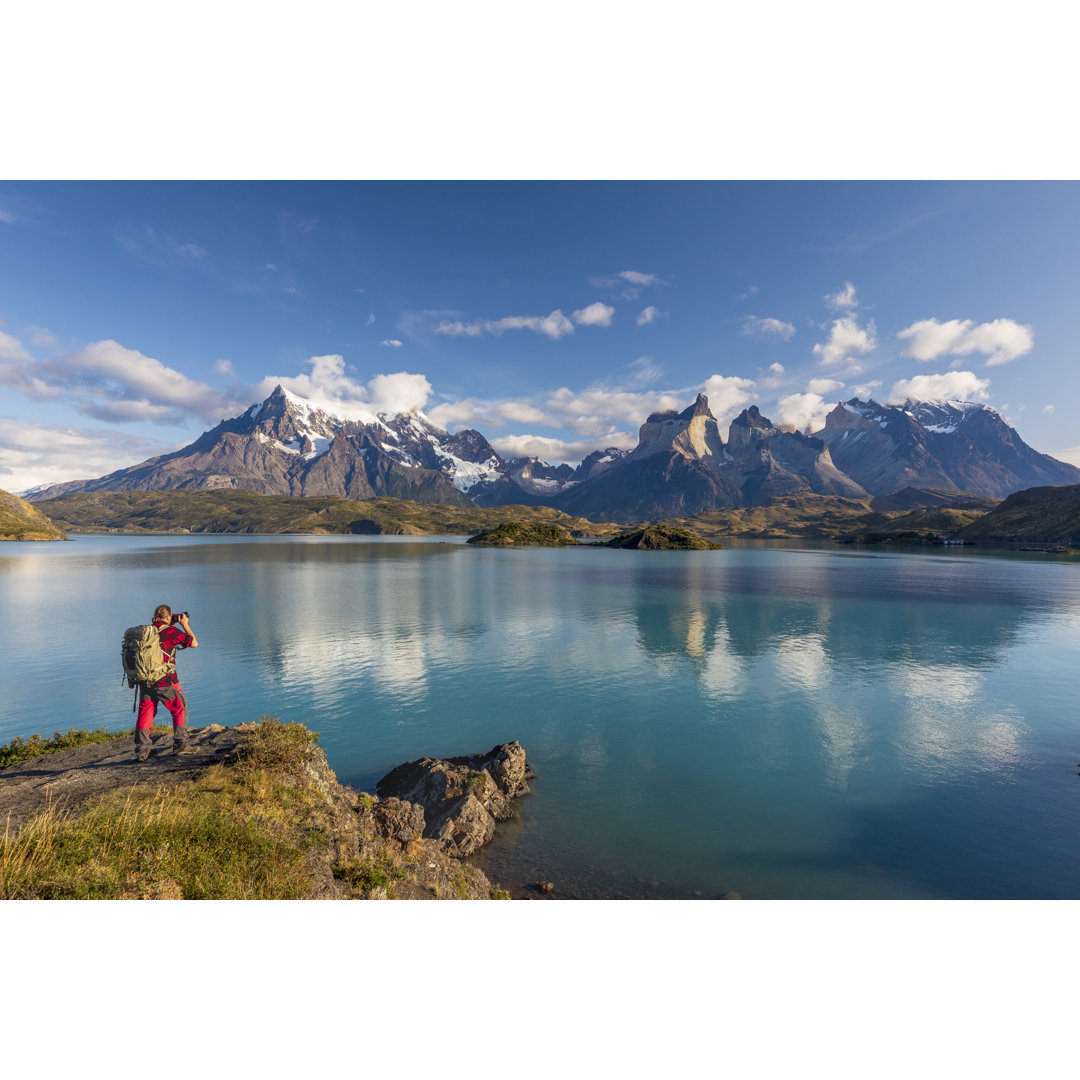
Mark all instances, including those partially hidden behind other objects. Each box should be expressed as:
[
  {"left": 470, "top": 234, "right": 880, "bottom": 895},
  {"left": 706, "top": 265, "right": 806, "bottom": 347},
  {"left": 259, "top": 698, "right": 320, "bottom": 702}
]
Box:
[{"left": 134, "top": 605, "right": 198, "bottom": 761}]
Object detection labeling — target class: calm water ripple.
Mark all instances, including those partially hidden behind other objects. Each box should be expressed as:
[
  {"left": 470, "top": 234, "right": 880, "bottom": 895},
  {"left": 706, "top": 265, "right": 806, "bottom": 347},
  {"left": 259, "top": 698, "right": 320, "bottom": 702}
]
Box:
[{"left": 2, "top": 534, "right": 1078, "bottom": 899}]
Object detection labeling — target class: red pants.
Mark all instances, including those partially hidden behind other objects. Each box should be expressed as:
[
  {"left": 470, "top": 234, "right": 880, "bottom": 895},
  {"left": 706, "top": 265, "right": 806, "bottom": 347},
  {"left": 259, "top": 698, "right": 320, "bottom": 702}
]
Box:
[{"left": 135, "top": 685, "right": 188, "bottom": 745}]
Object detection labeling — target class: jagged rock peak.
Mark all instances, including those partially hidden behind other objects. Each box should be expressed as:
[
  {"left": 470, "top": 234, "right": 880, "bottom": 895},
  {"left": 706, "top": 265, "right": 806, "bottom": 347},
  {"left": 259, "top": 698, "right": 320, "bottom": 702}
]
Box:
[
  {"left": 680, "top": 393, "right": 714, "bottom": 420},
  {"left": 730, "top": 405, "right": 775, "bottom": 430}
]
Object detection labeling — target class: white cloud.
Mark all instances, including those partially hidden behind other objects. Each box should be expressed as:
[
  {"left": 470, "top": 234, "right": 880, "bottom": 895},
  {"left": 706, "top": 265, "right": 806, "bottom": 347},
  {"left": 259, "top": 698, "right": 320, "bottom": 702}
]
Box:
[
  {"left": 366, "top": 371, "right": 432, "bottom": 415},
  {"left": 572, "top": 302, "right": 615, "bottom": 328},
  {"left": 214, "top": 358, "right": 235, "bottom": 376},
  {"left": 762, "top": 362, "right": 785, "bottom": 390},
  {"left": 825, "top": 282, "right": 858, "bottom": 310},
  {"left": 807, "top": 377, "right": 845, "bottom": 396},
  {"left": 1043, "top": 404, "right": 1055, "bottom": 414},
  {"left": 179, "top": 243, "right": 207, "bottom": 258},
  {"left": 366, "top": 313, "right": 375, "bottom": 326},
  {"left": 495, "top": 401, "right": 549, "bottom": 424},
  {"left": 897, "top": 317, "right": 1034, "bottom": 367},
  {"left": 636, "top": 306, "right": 662, "bottom": 326},
  {"left": 775, "top": 392, "right": 831, "bottom": 433},
  {"left": 851, "top": 379, "right": 883, "bottom": 400},
  {"left": 887, "top": 370, "right": 991, "bottom": 405},
  {"left": 700, "top": 375, "right": 758, "bottom": 430},
  {"left": 490, "top": 432, "right": 637, "bottom": 465},
  {"left": 738, "top": 285, "right": 759, "bottom": 300},
  {"left": 435, "top": 310, "right": 575, "bottom": 340},
  {"left": 741, "top": 315, "right": 796, "bottom": 341},
  {"left": 0, "top": 330, "right": 33, "bottom": 363},
  {"left": 0, "top": 418, "right": 175, "bottom": 494},
  {"left": 813, "top": 316, "right": 878, "bottom": 368},
  {"left": 380, "top": 339, "right": 404, "bottom": 347},
  {"left": 618, "top": 270, "right": 660, "bottom": 287},
  {"left": 0, "top": 338, "right": 237, "bottom": 424},
  {"left": 256, "top": 355, "right": 432, "bottom": 421}
]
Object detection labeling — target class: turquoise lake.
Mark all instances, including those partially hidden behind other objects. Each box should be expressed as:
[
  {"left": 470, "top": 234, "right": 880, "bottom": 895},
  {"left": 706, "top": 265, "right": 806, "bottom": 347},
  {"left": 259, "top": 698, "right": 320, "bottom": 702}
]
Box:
[{"left": 1, "top": 533, "right": 1078, "bottom": 899}]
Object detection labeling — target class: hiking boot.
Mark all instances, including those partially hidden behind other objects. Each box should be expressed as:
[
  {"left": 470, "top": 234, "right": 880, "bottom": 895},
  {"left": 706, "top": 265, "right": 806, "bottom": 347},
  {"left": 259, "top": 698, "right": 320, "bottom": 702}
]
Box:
[
  {"left": 136, "top": 747, "right": 151, "bottom": 762},
  {"left": 172, "top": 742, "right": 198, "bottom": 755}
]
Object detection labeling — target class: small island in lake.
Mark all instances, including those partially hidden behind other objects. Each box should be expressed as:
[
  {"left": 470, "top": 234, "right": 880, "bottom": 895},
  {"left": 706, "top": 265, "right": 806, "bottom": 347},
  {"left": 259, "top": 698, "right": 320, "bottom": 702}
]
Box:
[
  {"left": 467, "top": 521, "right": 582, "bottom": 546},
  {"left": 606, "top": 524, "right": 722, "bottom": 550}
]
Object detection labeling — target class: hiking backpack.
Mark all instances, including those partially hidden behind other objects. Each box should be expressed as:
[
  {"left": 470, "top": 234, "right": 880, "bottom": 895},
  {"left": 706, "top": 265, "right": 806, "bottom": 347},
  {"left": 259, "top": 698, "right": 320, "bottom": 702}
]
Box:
[{"left": 121, "top": 624, "right": 175, "bottom": 688}]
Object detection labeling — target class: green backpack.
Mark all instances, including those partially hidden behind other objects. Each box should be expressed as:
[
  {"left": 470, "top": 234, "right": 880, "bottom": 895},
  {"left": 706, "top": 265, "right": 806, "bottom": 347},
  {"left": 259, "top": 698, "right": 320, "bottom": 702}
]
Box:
[{"left": 121, "top": 624, "right": 175, "bottom": 689}]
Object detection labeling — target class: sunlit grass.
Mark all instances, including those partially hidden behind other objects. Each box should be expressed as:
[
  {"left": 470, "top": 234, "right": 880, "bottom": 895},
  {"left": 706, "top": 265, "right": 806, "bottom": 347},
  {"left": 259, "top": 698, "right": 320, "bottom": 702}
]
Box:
[{"left": 0, "top": 716, "right": 324, "bottom": 899}]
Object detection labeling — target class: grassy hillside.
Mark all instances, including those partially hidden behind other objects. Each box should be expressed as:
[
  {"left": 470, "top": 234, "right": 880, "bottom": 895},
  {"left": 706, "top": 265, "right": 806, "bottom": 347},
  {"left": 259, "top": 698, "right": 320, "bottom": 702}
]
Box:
[
  {"left": 661, "top": 494, "right": 876, "bottom": 540},
  {"left": 37, "top": 489, "right": 626, "bottom": 538},
  {"left": 0, "top": 488, "right": 67, "bottom": 541},
  {"left": 37, "top": 487, "right": 1004, "bottom": 544},
  {"left": 958, "top": 483, "right": 1080, "bottom": 546},
  {"left": 662, "top": 493, "right": 991, "bottom": 543}
]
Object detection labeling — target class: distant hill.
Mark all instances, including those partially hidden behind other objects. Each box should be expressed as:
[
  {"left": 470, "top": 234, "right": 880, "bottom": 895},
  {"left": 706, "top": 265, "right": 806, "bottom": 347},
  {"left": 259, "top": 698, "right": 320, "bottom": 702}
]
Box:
[
  {"left": 0, "top": 488, "right": 66, "bottom": 541},
  {"left": 35, "top": 489, "right": 625, "bottom": 538},
  {"left": 957, "top": 484, "right": 1080, "bottom": 546},
  {"left": 870, "top": 487, "right": 1001, "bottom": 513},
  {"left": 660, "top": 491, "right": 990, "bottom": 543}
]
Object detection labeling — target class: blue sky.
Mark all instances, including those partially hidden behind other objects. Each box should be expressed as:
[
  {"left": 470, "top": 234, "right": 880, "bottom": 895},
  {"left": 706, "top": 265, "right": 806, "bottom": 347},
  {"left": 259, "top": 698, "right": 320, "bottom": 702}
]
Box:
[{"left": 2, "top": 180, "right": 1078, "bottom": 492}]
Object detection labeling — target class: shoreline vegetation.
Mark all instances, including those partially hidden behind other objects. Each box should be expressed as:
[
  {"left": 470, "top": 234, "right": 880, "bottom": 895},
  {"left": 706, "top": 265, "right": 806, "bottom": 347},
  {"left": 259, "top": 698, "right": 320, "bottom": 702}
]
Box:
[
  {"left": 5, "top": 485, "right": 1080, "bottom": 550},
  {"left": 0, "top": 719, "right": 533, "bottom": 900}
]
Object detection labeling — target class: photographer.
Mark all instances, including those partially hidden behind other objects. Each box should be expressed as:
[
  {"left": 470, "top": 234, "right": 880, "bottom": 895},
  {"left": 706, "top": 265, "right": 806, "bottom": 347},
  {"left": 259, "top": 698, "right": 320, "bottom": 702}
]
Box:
[{"left": 134, "top": 604, "right": 199, "bottom": 761}]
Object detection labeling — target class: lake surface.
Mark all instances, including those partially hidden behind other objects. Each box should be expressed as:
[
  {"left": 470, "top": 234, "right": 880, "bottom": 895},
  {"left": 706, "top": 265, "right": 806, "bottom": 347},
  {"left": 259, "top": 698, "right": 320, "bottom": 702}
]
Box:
[{"left": 2, "top": 533, "right": 1078, "bottom": 899}]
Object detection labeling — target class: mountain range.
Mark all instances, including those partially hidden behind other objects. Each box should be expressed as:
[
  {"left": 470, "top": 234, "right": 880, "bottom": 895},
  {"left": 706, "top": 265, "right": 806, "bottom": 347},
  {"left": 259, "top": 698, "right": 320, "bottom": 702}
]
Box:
[{"left": 24, "top": 384, "right": 1080, "bottom": 522}]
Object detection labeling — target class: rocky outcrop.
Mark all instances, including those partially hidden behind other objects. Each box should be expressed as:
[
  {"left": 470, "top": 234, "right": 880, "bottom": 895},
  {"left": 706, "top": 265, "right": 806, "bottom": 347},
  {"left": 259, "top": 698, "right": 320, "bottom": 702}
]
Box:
[
  {"left": 466, "top": 521, "right": 581, "bottom": 546},
  {"left": 376, "top": 741, "right": 534, "bottom": 857},
  {"left": 607, "top": 524, "right": 722, "bottom": 550}
]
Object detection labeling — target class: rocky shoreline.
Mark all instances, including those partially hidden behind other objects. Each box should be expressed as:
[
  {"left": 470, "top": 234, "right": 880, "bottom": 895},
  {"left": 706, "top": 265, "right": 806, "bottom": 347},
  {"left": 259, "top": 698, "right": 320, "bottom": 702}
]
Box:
[{"left": 0, "top": 723, "right": 544, "bottom": 900}]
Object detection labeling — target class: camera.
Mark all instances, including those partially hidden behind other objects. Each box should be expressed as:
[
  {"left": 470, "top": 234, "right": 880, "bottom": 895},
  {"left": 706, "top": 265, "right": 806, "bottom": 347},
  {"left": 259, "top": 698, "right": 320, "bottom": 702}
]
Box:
[{"left": 171, "top": 611, "right": 190, "bottom": 625}]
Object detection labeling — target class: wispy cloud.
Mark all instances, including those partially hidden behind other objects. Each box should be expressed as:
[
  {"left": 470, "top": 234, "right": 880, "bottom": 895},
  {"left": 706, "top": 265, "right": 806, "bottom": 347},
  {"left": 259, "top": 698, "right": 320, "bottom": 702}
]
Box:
[
  {"left": 636, "top": 306, "right": 664, "bottom": 326},
  {"left": 825, "top": 282, "right": 858, "bottom": 310},
  {"left": 851, "top": 379, "right": 882, "bottom": 400},
  {"left": 0, "top": 330, "right": 34, "bottom": 364},
  {"left": 590, "top": 269, "right": 666, "bottom": 301},
  {"left": 807, "top": 377, "right": 845, "bottom": 396},
  {"left": 762, "top": 362, "right": 785, "bottom": 389},
  {"left": 380, "top": 339, "right": 404, "bottom": 347},
  {"left": 435, "top": 310, "right": 576, "bottom": 340},
  {"left": 24, "top": 325, "right": 58, "bottom": 348},
  {"left": 897, "top": 317, "right": 1034, "bottom": 367},
  {"left": 0, "top": 418, "right": 177, "bottom": 495},
  {"left": 0, "top": 333, "right": 241, "bottom": 424},
  {"left": 741, "top": 315, "right": 796, "bottom": 341}
]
